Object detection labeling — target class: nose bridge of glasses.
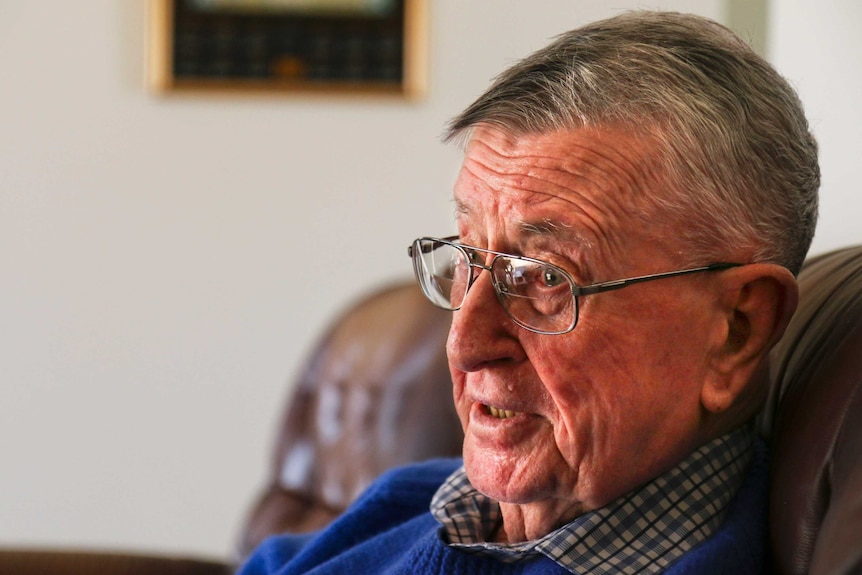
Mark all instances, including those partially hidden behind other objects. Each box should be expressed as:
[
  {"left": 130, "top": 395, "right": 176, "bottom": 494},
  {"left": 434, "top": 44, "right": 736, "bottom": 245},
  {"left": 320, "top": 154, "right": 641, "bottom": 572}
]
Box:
[
  {"left": 464, "top": 258, "right": 493, "bottom": 295},
  {"left": 455, "top": 249, "right": 510, "bottom": 308},
  {"left": 465, "top": 250, "right": 529, "bottom": 291},
  {"left": 470, "top": 259, "right": 493, "bottom": 273}
]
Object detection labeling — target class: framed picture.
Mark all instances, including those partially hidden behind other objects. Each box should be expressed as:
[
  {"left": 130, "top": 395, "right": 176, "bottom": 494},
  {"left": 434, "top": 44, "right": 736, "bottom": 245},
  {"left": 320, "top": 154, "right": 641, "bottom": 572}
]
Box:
[{"left": 148, "top": 0, "right": 427, "bottom": 98}]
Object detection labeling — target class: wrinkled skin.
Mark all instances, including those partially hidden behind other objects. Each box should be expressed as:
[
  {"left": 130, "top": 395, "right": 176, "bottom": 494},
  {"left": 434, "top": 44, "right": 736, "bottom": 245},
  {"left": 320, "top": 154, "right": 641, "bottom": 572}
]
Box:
[{"left": 446, "top": 125, "right": 780, "bottom": 543}]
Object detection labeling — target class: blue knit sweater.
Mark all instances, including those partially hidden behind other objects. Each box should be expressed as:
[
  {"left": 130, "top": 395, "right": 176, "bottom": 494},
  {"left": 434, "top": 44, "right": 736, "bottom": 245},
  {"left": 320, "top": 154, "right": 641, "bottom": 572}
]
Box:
[{"left": 238, "top": 443, "right": 768, "bottom": 574}]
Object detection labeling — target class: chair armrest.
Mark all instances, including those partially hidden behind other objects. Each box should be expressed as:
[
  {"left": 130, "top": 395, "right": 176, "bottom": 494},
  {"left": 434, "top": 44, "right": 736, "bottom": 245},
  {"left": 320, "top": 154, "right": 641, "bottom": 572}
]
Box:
[{"left": 0, "top": 548, "right": 232, "bottom": 575}]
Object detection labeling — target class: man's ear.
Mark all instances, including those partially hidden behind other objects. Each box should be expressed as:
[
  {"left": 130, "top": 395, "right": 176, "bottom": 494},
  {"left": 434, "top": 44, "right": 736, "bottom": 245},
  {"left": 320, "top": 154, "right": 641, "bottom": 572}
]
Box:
[{"left": 701, "top": 264, "right": 799, "bottom": 414}]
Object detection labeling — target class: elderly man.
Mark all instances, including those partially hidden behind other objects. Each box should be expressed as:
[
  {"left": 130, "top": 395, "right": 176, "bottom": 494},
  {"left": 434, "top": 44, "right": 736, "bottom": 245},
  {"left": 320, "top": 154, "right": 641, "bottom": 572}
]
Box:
[{"left": 239, "top": 10, "right": 819, "bottom": 575}]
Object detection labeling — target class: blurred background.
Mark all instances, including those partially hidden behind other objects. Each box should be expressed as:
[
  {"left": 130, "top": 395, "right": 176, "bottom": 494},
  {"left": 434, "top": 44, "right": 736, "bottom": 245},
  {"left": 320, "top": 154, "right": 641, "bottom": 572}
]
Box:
[{"left": 0, "top": 0, "right": 859, "bottom": 562}]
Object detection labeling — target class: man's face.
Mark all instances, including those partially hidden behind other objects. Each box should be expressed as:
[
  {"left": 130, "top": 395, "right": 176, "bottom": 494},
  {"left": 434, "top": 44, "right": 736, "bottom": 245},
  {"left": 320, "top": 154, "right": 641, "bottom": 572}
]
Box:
[{"left": 448, "top": 125, "right": 728, "bottom": 522}]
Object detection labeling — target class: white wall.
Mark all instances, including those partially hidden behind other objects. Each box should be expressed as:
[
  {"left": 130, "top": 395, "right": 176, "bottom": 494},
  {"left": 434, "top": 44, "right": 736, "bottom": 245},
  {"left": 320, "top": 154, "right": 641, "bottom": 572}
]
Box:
[
  {"left": 0, "top": 0, "right": 857, "bottom": 561},
  {"left": 768, "top": 0, "right": 862, "bottom": 256}
]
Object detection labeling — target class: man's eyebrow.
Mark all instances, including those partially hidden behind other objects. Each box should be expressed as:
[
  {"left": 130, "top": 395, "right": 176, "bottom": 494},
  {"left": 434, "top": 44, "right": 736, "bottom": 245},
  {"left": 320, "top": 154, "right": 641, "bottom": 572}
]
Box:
[
  {"left": 453, "top": 198, "right": 470, "bottom": 217},
  {"left": 520, "top": 219, "right": 572, "bottom": 236},
  {"left": 454, "top": 202, "right": 589, "bottom": 245},
  {"left": 519, "top": 219, "right": 593, "bottom": 249}
]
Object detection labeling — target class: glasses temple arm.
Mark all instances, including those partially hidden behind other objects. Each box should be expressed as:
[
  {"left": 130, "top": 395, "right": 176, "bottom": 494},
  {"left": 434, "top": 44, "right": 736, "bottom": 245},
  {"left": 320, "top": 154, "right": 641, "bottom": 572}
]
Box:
[{"left": 573, "top": 263, "right": 741, "bottom": 296}]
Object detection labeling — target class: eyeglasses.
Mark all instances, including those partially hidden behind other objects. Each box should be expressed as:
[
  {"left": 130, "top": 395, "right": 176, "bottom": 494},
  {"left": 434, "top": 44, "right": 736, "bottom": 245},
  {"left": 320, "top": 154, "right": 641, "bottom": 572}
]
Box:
[{"left": 408, "top": 236, "right": 742, "bottom": 335}]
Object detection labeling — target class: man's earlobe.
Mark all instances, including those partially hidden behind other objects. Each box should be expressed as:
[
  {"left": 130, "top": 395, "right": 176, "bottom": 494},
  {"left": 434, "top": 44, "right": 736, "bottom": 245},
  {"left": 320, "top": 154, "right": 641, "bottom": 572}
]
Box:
[{"left": 701, "top": 264, "right": 799, "bottom": 414}]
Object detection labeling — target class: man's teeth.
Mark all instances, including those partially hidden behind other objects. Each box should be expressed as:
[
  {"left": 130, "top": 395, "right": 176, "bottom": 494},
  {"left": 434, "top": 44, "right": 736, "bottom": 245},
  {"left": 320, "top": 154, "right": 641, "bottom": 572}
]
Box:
[{"left": 487, "top": 406, "right": 518, "bottom": 419}]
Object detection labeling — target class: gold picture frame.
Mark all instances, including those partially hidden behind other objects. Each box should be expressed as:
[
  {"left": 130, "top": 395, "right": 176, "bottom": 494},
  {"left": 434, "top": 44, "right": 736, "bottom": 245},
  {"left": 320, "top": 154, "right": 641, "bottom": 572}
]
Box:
[{"left": 148, "top": 0, "right": 427, "bottom": 98}]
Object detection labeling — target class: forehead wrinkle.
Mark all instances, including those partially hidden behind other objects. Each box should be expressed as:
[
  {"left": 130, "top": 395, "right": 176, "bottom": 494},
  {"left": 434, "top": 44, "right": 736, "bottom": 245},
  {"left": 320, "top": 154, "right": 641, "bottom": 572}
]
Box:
[
  {"left": 505, "top": 171, "right": 627, "bottom": 270},
  {"left": 512, "top": 127, "right": 662, "bottom": 223},
  {"left": 528, "top": 143, "right": 647, "bottom": 220},
  {"left": 517, "top": 134, "right": 662, "bottom": 273},
  {"left": 469, "top": 124, "right": 651, "bottom": 196},
  {"left": 457, "top": 147, "right": 617, "bottom": 239},
  {"left": 455, "top": 127, "right": 654, "bottom": 276},
  {"left": 456, "top": 192, "right": 607, "bottom": 278},
  {"left": 465, "top": 130, "right": 649, "bottom": 231},
  {"left": 454, "top": 184, "right": 621, "bottom": 277}
]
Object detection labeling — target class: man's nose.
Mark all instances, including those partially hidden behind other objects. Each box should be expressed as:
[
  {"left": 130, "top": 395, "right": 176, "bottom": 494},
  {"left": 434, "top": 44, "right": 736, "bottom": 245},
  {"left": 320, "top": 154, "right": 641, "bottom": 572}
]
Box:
[{"left": 446, "top": 269, "right": 521, "bottom": 373}]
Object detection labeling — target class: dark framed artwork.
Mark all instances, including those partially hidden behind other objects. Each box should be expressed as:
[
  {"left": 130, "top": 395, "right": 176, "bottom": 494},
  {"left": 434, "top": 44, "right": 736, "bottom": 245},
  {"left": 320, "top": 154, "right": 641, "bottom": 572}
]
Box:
[{"left": 148, "top": 0, "right": 427, "bottom": 97}]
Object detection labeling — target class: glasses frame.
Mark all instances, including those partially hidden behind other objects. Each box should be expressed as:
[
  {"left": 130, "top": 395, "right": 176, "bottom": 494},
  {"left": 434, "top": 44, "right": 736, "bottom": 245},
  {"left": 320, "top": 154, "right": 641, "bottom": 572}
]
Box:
[{"left": 408, "top": 235, "right": 742, "bottom": 335}]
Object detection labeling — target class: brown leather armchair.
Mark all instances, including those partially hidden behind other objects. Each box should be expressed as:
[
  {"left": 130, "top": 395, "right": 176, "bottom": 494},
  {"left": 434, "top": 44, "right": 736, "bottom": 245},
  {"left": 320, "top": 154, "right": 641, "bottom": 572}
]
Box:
[
  {"left": 2, "top": 246, "right": 860, "bottom": 574},
  {"left": 760, "top": 245, "right": 862, "bottom": 575},
  {"left": 236, "top": 281, "right": 462, "bottom": 557}
]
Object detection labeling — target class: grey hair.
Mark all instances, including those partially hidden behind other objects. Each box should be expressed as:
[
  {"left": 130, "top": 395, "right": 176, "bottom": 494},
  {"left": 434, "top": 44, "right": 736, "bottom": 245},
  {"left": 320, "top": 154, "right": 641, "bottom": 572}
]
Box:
[{"left": 445, "top": 11, "right": 819, "bottom": 274}]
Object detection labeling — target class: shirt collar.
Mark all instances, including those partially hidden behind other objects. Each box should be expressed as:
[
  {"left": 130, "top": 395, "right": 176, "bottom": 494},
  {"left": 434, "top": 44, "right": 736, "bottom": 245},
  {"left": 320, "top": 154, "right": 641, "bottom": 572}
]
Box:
[{"left": 431, "top": 425, "right": 754, "bottom": 574}]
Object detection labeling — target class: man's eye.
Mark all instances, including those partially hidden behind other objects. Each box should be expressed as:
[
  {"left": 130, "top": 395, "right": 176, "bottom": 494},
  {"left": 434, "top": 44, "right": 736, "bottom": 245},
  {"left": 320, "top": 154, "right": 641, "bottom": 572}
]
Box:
[
  {"left": 466, "top": 249, "right": 483, "bottom": 264},
  {"left": 543, "top": 267, "right": 565, "bottom": 287}
]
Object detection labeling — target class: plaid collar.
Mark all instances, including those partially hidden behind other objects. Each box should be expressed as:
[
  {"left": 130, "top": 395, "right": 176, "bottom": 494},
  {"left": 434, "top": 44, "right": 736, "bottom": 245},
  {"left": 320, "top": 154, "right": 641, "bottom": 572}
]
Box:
[{"left": 431, "top": 425, "right": 754, "bottom": 575}]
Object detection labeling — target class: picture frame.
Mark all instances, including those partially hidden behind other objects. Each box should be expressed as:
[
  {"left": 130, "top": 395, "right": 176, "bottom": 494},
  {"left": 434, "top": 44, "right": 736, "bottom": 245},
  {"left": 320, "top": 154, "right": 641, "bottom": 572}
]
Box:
[{"left": 148, "top": 0, "right": 427, "bottom": 98}]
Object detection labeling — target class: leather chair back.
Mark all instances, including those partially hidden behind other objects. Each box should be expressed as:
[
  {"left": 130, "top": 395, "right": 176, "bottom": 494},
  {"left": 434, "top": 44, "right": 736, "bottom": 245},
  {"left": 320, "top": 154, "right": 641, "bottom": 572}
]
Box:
[
  {"left": 761, "top": 245, "right": 862, "bottom": 575},
  {"left": 237, "top": 281, "right": 462, "bottom": 559}
]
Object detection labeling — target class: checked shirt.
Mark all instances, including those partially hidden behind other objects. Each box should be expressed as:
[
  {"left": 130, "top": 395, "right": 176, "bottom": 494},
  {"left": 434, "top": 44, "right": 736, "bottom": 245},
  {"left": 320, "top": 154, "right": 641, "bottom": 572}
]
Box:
[{"left": 431, "top": 425, "right": 754, "bottom": 574}]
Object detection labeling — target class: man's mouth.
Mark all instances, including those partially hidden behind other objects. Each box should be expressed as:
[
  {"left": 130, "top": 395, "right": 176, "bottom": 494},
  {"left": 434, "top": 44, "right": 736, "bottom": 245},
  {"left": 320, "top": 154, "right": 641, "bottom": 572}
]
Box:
[{"left": 486, "top": 405, "right": 519, "bottom": 419}]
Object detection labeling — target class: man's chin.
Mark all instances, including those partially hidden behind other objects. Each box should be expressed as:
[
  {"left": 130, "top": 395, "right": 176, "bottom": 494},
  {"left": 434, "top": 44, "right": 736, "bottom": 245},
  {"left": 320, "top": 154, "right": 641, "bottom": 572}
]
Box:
[{"left": 463, "top": 449, "right": 542, "bottom": 505}]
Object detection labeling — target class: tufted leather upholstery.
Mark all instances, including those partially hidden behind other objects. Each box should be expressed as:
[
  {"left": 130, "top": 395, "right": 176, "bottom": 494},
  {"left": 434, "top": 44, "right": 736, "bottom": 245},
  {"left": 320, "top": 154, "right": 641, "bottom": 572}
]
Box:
[
  {"left": 761, "top": 245, "right": 862, "bottom": 575},
  {"left": 236, "top": 281, "right": 463, "bottom": 559}
]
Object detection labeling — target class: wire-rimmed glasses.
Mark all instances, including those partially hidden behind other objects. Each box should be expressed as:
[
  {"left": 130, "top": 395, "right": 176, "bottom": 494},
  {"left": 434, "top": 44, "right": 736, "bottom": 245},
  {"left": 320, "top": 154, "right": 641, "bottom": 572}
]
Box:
[{"left": 408, "top": 236, "right": 741, "bottom": 335}]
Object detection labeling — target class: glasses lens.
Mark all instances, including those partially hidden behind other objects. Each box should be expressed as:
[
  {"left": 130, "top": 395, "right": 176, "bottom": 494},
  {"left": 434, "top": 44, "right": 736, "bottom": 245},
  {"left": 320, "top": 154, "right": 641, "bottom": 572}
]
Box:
[
  {"left": 412, "top": 239, "right": 470, "bottom": 310},
  {"left": 492, "top": 257, "right": 576, "bottom": 334}
]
